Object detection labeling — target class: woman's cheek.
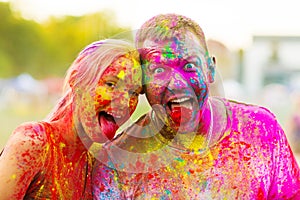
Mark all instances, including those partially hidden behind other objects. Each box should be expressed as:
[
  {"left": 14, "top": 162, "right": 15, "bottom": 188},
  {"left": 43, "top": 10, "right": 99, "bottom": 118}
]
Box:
[
  {"left": 146, "top": 86, "right": 163, "bottom": 104},
  {"left": 129, "top": 96, "right": 139, "bottom": 115},
  {"left": 94, "top": 87, "right": 111, "bottom": 111}
]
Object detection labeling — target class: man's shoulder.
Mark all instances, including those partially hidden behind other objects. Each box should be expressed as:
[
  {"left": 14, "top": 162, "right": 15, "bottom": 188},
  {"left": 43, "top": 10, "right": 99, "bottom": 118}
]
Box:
[
  {"left": 222, "top": 98, "right": 276, "bottom": 120},
  {"left": 219, "top": 98, "right": 279, "bottom": 137}
]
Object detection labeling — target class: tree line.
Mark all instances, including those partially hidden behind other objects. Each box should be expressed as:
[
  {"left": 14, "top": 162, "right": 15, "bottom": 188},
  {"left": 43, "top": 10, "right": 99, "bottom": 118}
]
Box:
[{"left": 0, "top": 2, "right": 130, "bottom": 78}]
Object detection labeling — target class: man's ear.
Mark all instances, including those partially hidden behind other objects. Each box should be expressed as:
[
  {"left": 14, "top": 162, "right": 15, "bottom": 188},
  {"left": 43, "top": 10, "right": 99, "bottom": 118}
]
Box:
[{"left": 207, "top": 56, "right": 216, "bottom": 83}]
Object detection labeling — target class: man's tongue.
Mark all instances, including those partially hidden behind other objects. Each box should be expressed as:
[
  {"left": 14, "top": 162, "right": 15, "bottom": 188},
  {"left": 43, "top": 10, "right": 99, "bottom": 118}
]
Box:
[
  {"left": 170, "top": 101, "right": 193, "bottom": 124},
  {"left": 99, "top": 113, "right": 119, "bottom": 140}
]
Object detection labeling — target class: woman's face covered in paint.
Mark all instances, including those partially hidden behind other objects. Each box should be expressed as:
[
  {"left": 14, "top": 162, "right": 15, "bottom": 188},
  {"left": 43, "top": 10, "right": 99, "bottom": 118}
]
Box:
[
  {"left": 141, "top": 31, "right": 210, "bottom": 133},
  {"left": 77, "top": 55, "right": 142, "bottom": 143}
]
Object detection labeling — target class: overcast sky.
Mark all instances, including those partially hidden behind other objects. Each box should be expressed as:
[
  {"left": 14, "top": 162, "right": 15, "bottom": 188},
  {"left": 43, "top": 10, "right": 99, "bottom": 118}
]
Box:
[{"left": 6, "top": 0, "right": 300, "bottom": 50}]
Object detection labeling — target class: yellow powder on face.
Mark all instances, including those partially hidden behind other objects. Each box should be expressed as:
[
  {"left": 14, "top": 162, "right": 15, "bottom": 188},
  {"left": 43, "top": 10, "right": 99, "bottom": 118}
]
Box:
[
  {"left": 95, "top": 87, "right": 110, "bottom": 100},
  {"left": 11, "top": 174, "right": 16, "bottom": 179},
  {"left": 117, "top": 70, "right": 125, "bottom": 80},
  {"left": 132, "top": 58, "right": 139, "bottom": 69}
]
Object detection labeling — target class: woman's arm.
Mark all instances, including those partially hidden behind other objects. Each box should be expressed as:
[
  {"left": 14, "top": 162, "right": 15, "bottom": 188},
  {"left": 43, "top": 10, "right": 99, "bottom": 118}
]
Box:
[{"left": 0, "top": 122, "right": 48, "bottom": 199}]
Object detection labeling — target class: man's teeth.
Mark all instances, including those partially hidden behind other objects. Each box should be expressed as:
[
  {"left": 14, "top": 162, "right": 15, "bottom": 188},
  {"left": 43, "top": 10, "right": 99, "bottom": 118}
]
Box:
[
  {"left": 170, "top": 97, "right": 190, "bottom": 103},
  {"left": 169, "top": 97, "right": 193, "bottom": 110}
]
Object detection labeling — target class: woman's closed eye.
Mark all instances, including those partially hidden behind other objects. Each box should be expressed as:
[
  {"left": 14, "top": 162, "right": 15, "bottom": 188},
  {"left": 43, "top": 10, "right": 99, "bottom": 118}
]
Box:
[
  {"left": 105, "top": 81, "right": 116, "bottom": 89},
  {"left": 104, "top": 76, "right": 119, "bottom": 89}
]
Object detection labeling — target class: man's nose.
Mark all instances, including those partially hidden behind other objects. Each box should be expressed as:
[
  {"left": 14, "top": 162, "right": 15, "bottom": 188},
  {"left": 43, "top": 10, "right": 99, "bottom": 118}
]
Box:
[{"left": 168, "top": 70, "right": 189, "bottom": 90}]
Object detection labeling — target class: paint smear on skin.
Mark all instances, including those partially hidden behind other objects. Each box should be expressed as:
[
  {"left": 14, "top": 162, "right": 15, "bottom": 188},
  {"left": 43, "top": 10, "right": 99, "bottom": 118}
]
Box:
[
  {"left": 117, "top": 70, "right": 125, "bottom": 80},
  {"left": 132, "top": 58, "right": 140, "bottom": 69},
  {"left": 95, "top": 87, "right": 111, "bottom": 100},
  {"left": 10, "top": 117, "right": 94, "bottom": 199},
  {"left": 11, "top": 174, "right": 16, "bottom": 179},
  {"left": 163, "top": 46, "right": 176, "bottom": 60}
]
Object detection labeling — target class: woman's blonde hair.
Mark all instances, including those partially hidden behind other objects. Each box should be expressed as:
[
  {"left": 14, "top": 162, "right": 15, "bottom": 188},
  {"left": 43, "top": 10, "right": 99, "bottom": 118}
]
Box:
[
  {"left": 64, "top": 39, "right": 139, "bottom": 93},
  {"left": 47, "top": 39, "right": 139, "bottom": 121}
]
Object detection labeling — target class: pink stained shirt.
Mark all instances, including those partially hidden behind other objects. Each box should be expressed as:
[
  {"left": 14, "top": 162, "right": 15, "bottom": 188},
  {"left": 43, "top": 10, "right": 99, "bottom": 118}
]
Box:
[{"left": 93, "top": 98, "right": 300, "bottom": 199}]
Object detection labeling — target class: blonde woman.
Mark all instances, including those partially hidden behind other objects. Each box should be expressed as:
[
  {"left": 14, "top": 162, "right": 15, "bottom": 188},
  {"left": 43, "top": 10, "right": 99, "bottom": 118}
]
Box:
[{"left": 0, "top": 39, "right": 142, "bottom": 199}]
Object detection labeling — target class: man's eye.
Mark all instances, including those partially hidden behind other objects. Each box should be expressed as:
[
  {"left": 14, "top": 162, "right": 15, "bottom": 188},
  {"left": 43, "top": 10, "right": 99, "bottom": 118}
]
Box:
[
  {"left": 154, "top": 67, "right": 165, "bottom": 74},
  {"left": 183, "top": 63, "right": 197, "bottom": 72}
]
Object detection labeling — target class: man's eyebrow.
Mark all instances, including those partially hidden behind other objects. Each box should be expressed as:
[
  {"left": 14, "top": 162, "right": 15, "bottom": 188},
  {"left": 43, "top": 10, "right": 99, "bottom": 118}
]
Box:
[
  {"left": 141, "top": 48, "right": 160, "bottom": 57},
  {"left": 188, "top": 54, "right": 205, "bottom": 61}
]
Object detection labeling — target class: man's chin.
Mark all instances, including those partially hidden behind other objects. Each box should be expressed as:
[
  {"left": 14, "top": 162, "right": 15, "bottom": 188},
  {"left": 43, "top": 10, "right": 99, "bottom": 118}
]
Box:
[
  {"left": 176, "top": 123, "right": 198, "bottom": 133},
  {"left": 166, "top": 118, "right": 198, "bottom": 133}
]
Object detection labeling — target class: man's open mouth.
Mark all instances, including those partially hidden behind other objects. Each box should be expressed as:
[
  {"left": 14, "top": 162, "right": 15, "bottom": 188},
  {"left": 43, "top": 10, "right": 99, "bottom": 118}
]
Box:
[
  {"left": 98, "top": 111, "right": 119, "bottom": 140},
  {"left": 167, "top": 97, "right": 194, "bottom": 124}
]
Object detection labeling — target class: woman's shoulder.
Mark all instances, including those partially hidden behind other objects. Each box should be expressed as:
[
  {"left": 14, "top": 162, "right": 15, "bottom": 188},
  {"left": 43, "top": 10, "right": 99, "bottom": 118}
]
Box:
[
  {"left": 12, "top": 121, "right": 50, "bottom": 148},
  {"left": 0, "top": 121, "right": 50, "bottom": 174}
]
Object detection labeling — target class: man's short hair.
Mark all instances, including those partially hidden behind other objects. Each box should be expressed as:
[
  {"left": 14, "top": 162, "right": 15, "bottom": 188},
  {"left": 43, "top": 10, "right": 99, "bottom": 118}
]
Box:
[{"left": 135, "top": 13, "right": 208, "bottom": 55}]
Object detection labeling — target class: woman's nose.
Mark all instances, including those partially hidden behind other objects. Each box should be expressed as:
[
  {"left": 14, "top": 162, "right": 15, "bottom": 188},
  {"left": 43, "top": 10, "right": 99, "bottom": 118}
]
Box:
[
  {"left": 109, "top": 91, "right": 130, "bottom": 114},
  {"left": 113, "top": 90, "right": 129, "bottom": 104}
]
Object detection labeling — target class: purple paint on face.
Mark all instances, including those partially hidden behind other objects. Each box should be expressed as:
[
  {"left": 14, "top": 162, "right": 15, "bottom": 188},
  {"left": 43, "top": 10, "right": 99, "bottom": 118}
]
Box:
[{"left": 141, "top": 32, "right": 210, "bottom": 133}]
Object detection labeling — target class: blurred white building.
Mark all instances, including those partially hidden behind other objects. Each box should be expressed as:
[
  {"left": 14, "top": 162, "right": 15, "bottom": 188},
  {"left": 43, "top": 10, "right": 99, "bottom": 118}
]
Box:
[
  {"left": 243, "top": 35, "right": 300, "bottom": 96},
  {"left": 0, "top": 73, "right": 48, "bottom": 109}
]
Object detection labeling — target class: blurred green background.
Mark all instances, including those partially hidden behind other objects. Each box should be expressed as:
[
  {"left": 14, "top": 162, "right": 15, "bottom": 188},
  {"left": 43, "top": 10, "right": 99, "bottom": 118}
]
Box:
[{"left": 0, "top": 2, "right": 130, "bottom": 78}]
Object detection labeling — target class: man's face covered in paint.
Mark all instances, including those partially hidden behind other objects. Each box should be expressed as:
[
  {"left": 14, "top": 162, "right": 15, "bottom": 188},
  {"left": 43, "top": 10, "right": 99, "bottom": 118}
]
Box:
[{"left": 141, "top": 31, "right": 210, "bottom": 133}]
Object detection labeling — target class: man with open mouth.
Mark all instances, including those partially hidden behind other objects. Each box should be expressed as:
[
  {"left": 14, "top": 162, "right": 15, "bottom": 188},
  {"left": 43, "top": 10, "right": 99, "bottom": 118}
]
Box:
[{"left": 93, "top": 14, "right": 300, "bottom": 199}]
